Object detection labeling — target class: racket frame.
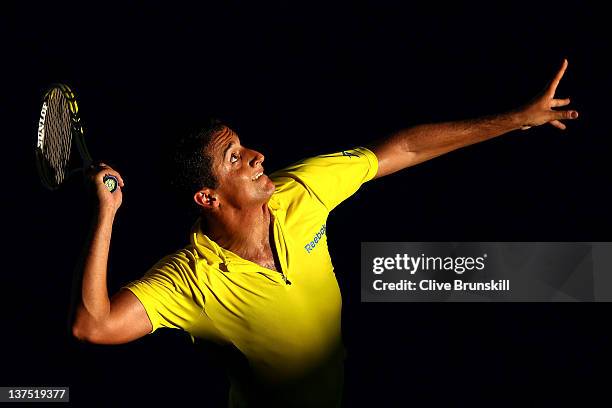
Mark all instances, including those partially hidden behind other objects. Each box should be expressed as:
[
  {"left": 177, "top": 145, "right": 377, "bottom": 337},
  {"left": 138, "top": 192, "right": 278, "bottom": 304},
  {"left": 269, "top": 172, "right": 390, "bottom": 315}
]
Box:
[{"left": 35, "top": 83, "right": 117, "bottom": 192}]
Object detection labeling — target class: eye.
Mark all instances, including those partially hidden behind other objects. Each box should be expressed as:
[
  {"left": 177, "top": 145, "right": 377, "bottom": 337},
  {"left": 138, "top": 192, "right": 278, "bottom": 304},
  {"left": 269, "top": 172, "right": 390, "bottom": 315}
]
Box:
[{"left": 230, "top": 152, "right": 240, "bottom": 163}]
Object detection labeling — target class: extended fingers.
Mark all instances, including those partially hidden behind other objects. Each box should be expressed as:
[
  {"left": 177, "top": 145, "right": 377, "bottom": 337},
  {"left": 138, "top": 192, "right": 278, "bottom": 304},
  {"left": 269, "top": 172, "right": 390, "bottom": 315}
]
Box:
[
  {"left": 548, "top": 109, "right": 578, "bottom": 130},
  {"left": 551, "top": 98, "right": 571, "bottom": 108},
  {"left": 546, "top": 59, "right": 568, "bottom": 97},
  {"left": 549, "top": 120, "right": 566, "bottom": 130},
  {"left": 554, "top": 109, "right": 579, "bottom": 120}
]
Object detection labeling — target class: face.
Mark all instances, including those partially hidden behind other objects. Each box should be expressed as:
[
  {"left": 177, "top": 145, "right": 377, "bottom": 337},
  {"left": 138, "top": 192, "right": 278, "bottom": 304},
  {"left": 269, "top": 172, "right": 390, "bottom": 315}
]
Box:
[{"left": 205, "top": 126, "right": 275, "bottom": 209}]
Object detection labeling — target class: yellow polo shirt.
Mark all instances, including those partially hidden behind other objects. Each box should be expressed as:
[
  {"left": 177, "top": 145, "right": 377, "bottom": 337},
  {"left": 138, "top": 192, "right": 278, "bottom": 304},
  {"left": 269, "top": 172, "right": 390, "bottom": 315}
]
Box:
[{"left": 122, "top": 147, "right": 378, "bottom": 407}]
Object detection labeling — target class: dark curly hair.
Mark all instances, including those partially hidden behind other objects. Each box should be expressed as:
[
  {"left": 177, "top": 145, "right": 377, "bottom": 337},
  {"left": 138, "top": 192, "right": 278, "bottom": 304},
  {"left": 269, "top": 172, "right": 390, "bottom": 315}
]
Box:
[{"left": 172, "top": 119, "right": 226, "bottom": 201}]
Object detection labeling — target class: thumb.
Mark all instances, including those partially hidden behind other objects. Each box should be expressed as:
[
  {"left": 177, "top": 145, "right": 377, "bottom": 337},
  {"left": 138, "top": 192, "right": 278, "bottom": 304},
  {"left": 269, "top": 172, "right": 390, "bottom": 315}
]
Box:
[{"left": 555, "top": 110, "right": 579, "bottom": 120}]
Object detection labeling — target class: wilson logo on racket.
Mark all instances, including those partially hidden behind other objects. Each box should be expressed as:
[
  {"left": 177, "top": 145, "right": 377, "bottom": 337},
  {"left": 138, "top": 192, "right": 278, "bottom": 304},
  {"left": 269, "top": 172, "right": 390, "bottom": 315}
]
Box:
[{"left": 37, "top": 101, "right": 48, "bottom": 149}]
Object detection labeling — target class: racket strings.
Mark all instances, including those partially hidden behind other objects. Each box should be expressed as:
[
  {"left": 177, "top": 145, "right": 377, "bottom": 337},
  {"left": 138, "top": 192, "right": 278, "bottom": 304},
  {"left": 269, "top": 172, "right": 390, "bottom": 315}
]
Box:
[{"left": 42, "top": 90, "right": 74, "bottom": 186}]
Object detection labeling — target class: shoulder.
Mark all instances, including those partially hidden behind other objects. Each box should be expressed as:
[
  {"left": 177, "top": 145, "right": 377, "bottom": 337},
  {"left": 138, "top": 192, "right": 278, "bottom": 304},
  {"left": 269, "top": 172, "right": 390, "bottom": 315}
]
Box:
[
  {"left": 268, "top": 147, "right": 379, "bottom": 211},
  {"left": 269, "top": 147, "right": 378, "bottom": 183},
  {"left": 140, "top": 246, "right": 202, "bottom": 286}
]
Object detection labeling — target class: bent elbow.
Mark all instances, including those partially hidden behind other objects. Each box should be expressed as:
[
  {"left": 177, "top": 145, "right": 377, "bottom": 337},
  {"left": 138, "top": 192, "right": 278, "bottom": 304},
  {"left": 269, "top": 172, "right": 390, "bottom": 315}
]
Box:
[
  {"left": 71, "top": 323, "right": 99, "bottom": 343},
  {"left": 71, "top": 323, "right": 89, "bottom": 342},
  {"left": 71, "top": 322, "right": 105, "bottom": 344}
]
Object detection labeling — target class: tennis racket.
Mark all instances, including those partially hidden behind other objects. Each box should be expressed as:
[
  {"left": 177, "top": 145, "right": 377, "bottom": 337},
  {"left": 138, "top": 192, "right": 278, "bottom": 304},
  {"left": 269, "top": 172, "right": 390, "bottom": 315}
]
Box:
[{"left": 35, "top": 83, "right": 118, "bottom": 192}]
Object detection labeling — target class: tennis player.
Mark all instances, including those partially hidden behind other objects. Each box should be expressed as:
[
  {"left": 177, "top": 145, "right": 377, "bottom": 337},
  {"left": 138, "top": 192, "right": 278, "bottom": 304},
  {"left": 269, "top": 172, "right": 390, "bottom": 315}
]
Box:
[{"left": 70, "top": 60, "right": 578, "bottom": 407}]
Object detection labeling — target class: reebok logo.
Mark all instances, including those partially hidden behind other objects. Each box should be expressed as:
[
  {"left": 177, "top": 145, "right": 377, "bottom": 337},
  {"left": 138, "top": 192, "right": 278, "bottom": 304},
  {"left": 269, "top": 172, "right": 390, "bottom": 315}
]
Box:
[{"left": 305, "top": 224, "right": 327, "bottom": 254}]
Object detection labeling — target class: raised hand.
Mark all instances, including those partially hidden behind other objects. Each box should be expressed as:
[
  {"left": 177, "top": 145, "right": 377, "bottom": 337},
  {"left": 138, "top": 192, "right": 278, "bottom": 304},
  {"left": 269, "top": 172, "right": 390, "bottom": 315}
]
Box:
[
  {"left": 519, "top": 59, "right": 579, "bottom": 131},
  {"left": 85, "top": 162, "right": 125, "bottom": 213}
]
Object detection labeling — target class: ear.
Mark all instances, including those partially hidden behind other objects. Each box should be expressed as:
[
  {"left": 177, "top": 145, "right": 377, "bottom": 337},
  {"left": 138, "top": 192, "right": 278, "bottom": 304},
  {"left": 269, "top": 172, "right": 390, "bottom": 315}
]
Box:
[{"left": 193, "top": 188, "right": 220, "bottom": 209}]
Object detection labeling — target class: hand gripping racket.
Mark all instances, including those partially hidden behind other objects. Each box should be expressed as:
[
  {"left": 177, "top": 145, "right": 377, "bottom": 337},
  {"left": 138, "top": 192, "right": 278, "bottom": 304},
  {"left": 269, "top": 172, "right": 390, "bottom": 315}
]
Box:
[{"left": 35, "top": 83, "right": 118, "bottom": 192}]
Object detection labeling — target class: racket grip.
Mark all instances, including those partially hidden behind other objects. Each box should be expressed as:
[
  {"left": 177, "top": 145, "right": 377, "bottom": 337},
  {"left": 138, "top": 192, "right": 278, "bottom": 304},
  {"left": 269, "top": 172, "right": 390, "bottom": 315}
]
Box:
[{"left": 103, "top": 175, "right": 118, "bottom": 193}]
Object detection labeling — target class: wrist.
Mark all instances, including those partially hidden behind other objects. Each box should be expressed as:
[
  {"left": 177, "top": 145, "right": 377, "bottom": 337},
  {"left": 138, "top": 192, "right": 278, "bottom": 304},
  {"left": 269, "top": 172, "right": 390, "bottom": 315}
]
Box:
[
  {"left": 96, "top": 206, "right": 117, "bottom": 222},
  {"left": 506, "top": 108, "right": 529, "bottom": 131}
]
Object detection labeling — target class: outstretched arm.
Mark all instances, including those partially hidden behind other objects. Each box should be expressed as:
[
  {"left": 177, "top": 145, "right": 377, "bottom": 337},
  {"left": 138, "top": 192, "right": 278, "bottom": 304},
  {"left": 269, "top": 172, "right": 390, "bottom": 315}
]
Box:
[{"left": 369, "top": 59, "right": 579, "bottom": 179}]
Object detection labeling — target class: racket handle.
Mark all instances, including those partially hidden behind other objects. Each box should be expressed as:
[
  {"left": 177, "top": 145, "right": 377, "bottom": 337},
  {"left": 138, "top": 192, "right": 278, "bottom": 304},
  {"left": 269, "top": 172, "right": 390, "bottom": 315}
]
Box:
[{"left": 103, "top": 175, "right": 118, "bottom": 193}]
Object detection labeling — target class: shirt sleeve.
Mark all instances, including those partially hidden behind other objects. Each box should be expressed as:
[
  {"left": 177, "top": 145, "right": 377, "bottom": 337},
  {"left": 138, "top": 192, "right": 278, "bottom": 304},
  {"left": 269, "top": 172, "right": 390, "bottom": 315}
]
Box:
[
  {"left": 121, "top": 250, "right": 204, "bottom": 334},
  {"left": 269, "top": 147, "right": 378, "bottom": 212}
]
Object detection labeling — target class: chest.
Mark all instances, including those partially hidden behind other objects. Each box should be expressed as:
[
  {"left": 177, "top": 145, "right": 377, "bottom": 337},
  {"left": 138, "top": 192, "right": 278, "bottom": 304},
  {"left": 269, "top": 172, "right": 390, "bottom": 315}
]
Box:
[
  {"left": 245, "top": 245, "right": 280, "bottom": 272},
  {"left": 198, "top": 263, "right": 343, "bottom": 374},
  {"left": 199, "top": 209, "right": 340, "bottom": 357}
]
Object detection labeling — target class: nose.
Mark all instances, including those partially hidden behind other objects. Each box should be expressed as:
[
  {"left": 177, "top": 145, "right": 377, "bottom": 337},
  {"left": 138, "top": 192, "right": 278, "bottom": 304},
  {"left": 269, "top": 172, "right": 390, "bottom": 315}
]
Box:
[{"left": 250, "top": 150, "right": 265, "bottom": 167}]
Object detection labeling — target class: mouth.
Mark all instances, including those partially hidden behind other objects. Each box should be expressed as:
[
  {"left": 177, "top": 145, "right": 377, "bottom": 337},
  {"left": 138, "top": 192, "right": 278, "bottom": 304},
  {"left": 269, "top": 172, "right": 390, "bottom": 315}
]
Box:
[{"left": 251, "top": 171, "right": 264, "bottom": 181}]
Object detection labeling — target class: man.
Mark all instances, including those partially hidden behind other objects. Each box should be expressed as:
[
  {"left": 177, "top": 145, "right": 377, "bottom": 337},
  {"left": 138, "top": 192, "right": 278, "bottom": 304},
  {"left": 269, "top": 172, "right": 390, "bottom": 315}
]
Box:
[{"left": 70, "top": 59, "right": 578, "bottom": 407}]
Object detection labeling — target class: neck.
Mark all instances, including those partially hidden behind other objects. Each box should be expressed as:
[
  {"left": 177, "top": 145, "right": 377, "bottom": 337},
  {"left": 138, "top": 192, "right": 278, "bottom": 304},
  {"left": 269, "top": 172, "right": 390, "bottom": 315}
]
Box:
[{"left": 203, "top": 201, "right": 273, "bottom": 260}]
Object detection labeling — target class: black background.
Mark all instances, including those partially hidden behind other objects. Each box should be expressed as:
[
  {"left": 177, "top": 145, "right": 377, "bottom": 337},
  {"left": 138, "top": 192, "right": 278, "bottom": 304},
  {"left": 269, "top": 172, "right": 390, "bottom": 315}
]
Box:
[{"left": 3, "top": 1, "right": 611, "bottom": 406}]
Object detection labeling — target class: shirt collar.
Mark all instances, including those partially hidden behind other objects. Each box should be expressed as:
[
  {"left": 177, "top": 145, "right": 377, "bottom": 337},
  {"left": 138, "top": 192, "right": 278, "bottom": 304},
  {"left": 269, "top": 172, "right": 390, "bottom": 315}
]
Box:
[{"left": 188, "top": 197, "right": 285, "bottom": 276}]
